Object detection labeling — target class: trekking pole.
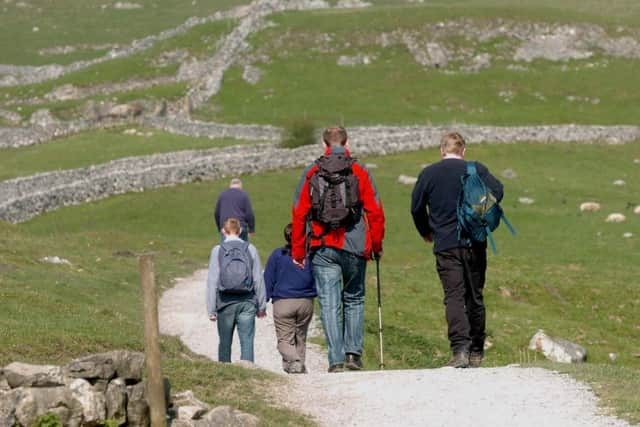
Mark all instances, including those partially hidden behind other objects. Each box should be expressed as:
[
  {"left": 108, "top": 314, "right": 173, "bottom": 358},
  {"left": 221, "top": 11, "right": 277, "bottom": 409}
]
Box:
[{"left": 375, "top": 257, "right": 385, "bottom": 370}]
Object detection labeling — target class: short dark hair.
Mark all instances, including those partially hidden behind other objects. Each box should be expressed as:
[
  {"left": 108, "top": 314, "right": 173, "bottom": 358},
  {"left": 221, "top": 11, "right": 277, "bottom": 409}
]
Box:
[
  {"left": 322, "top": 126, "right": 348, "bottom": 146},
  {"left": 283, "top": 223, "right": 292, "bottom": 246}
]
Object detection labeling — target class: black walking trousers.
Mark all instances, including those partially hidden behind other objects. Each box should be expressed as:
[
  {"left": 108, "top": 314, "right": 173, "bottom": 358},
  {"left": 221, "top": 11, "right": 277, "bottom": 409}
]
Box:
[{"left": 435, "top": 246, "right": 487, "bottom": 354}]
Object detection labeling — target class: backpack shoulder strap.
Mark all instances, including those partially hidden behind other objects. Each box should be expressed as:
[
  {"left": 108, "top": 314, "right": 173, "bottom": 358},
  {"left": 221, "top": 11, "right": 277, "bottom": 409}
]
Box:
[
  {"left": 466, "top": 161, "right": 478, "bottom": 176},
  {"left": 501, "top": 212, "right": 517, "bottom": 236},
  {"left": 218, "top": 241, "right": 229, "bottom": 259},
  {"left": 242, "top": 241, "right": 254, "bottom": 270}
]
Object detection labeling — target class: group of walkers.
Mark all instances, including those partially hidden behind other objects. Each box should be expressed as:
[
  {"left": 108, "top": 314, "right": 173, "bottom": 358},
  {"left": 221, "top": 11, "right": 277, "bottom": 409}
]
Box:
[{"left": 206, "top": 126, "right": 505, "bottom": 372}]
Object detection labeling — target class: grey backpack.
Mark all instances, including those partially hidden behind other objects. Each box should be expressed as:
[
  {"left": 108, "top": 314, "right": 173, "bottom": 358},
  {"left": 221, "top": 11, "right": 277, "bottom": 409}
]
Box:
[{"left": 218, "top": 240, "right": 254, "bottom": 294}]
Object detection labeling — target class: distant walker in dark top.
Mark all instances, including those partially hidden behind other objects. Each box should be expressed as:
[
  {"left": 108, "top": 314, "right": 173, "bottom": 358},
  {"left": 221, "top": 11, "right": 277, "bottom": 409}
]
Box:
[
  {"left": 214, "top": 178, "right": 255, "bottom": 241},
  {"left": 411, "top": 132, "right": 504, "bottom": 369}
]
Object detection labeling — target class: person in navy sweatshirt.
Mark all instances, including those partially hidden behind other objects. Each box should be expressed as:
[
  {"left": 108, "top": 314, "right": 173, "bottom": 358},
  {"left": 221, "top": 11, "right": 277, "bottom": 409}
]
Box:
[
  {"left": 264, "top": 223, "right": 317, "bottom": 374},
  {"left": 214, "top": 178, "right": 255, "bottom": 241},
  {"left": 411, "top": 131, "right": 504, "bottom": 369}
]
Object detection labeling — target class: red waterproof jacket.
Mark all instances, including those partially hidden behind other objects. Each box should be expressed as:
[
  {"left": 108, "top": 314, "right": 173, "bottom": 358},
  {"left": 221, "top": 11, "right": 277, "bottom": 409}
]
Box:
[{"left": 292, "top": 145, "right": 385, "bottom": 262}]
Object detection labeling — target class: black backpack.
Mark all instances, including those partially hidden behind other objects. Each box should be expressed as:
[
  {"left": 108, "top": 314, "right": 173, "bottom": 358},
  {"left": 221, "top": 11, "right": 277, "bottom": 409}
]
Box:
[
  {"left": 218, "top": 240, "right": 254, "bottom": 294},
  {"left": 309, "top": 153, "right": 360, "bottom": 230}
]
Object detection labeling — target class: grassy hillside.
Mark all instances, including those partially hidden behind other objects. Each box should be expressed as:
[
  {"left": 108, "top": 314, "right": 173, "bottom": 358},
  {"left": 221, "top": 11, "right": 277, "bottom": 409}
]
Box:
[
  {"left": 0, "top": 18, "right": 233, "bottom": 117},
  {"left": 204, "top": 5, "right": 640, "bottom": 125},
  {"left": 1, "top": 142, "right": 639, "bottom": 422},
  {"left": 0, "top": 0, "right": 250, "bottom": 66}
]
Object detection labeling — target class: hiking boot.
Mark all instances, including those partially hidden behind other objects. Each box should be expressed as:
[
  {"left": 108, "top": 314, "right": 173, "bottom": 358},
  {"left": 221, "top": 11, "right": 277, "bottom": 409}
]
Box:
[
  {"left": 345, "top": 353, "right": 362, "bottom": 371},
  {"left": 444, "top": 352, "right": 469, "bottom": 368},
  {"left": 469, "top": 352, "right": 484, "bottom": 368},
  {"left": 328, "top": 363, "right": 344, "bottom": 373}
]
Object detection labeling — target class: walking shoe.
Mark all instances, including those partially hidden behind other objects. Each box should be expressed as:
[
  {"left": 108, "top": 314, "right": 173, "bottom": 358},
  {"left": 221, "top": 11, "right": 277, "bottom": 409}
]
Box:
[
  {"left": 328, "top": 363, "right": 344, "bottom": 373},
  {"left": 288, "top": 361, "right": 306, "bottom": 374},
  {"left": 469, "top": 352, "right": 484, "bottom": 368},
  {"left": 345, "top": 353, "right": 362, "bottom": 371},
  {"left": 444, "top": 352, "right": 470, "bottom": 368}
]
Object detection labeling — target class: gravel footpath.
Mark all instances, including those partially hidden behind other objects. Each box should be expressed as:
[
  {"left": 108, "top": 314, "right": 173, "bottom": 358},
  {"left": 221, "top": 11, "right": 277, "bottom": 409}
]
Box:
[{"left": 159, "top": 269, "right": 630, "bottom": 427}]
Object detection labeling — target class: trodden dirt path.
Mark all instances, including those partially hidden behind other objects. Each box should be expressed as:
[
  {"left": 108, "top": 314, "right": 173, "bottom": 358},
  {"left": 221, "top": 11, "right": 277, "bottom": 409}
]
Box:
[{"left": 159, "top": 269, "right": 630, "bottom": 427}]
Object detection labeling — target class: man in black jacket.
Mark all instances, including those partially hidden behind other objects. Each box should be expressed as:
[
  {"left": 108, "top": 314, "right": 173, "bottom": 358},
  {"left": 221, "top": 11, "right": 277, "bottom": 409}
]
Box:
[{"left": 411, "top": 132, "right": 503, "bottom": 368}]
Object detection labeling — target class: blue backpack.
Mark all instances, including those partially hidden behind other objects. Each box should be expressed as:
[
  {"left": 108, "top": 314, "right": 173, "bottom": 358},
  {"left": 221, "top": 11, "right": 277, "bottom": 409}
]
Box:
[
  {"left": 457, "top": 162, "right": 516, "bottom": 254},
  {"left": 218, "top": 240, "right": 254, "bottom": 294}
]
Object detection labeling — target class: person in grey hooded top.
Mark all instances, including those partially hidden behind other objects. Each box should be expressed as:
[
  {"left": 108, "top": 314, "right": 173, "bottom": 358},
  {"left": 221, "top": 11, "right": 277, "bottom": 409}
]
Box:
[{"left": 207, "top": 218, "right": 267, "bottom": 363}]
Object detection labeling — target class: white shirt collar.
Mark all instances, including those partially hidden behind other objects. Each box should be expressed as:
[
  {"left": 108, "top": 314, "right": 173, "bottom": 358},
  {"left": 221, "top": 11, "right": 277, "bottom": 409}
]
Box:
[{"left": 442, "top": 153, "right": 464, "bottom": 160}]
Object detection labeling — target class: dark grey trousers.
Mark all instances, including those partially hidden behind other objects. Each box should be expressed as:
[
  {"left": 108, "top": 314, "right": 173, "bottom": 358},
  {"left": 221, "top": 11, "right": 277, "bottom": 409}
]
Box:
[{"left": 435, "top": 246, "right": 487, "bottom": 355}]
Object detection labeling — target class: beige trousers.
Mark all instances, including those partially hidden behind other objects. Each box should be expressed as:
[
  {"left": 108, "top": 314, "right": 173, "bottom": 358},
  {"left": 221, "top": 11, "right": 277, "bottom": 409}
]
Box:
[{"left": 273, "top": 298, "right": 314, "bottom": 363}]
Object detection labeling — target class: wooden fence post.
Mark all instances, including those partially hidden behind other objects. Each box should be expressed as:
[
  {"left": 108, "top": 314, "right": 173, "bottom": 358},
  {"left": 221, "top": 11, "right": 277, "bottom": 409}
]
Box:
[{"left": 139, "top": 254, "right": 167, "bottom": 427}]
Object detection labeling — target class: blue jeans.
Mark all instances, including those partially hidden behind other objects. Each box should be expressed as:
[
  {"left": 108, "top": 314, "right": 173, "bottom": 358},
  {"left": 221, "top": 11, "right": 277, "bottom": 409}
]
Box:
[
  {"left": 312, "top": 247, "right": 366, "bottom": 366},
  {"left": 216, "top": 301, "right": 257, "bottom": 362}
]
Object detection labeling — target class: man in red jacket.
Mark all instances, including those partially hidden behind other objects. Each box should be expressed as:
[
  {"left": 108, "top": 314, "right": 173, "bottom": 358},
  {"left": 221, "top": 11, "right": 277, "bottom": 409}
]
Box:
[{"left": 292, "top": 126, "right": 385, "bottom": 372}]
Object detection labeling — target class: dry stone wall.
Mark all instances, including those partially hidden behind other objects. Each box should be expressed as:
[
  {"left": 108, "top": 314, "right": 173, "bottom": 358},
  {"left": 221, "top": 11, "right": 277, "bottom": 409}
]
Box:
[
  {"left": 0, "top": 5, "right": 249, "bottom": 87},
  {"left": 181, "top": 0, "right": 332, "bottom": 111},
  {"left": 0, "top": 115, "right": 281, "bottom": 149},
  {"left": 0, "top": 351, "right": 259, "bottom": 427},
  {"left": 2, "top": 123, "right": 639, "bottom": 224}
]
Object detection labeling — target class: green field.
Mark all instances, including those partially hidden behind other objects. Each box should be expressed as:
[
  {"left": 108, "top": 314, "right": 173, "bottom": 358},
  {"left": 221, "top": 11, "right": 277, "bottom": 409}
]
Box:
[
  {"left": 0, "top": 0, "right": 250, "bottom": 65},
  {"left": 203, "top": 5, "right": 640, "bottom": 126},
  {"left": 2, "top": 142, "right": 639, "bottom": 422},
  {"left": 0, "top": 18, "right": 233, "bottom": 107},
  {"left": 2, "top": 1, "right": 640, "bottom": 424}
]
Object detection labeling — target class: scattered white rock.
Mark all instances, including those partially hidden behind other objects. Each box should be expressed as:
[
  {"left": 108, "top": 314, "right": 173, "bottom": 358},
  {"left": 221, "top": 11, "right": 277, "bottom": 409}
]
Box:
[
  {"left": 528, "top": 329, "right": 587, "bottom": 363},
  {"left": 498, "top": 90, "right": 515, "bottom": 102},
  {"left": 336, "top": 0, "right": 371, "bottom": 8},
  {"left": 461, "top": 53, "right": 491, "bottom": 73},
  {"left": 507, "top": 64, "right": 529, "bottom": 72},
  {"left": 633, "top": 158, "right": 640, "bottom": 164},
  {"left": 532, "top": 92, "right": 547, "bottom": 101},
  {"left": 123, "top": 128, "right": 137, "bottom": 135},
  {"left": 518, "top": 197, "right": 535, "bottom": 205},
  {"left": 612, "top": 179, "right": 626, "bottom": 186},
  {"left": 40, "top": 256, "right": 71, "bottom": 265},
  {"left": 337, "top": 53, "right": 374, "bottom": 66},
  {"left": 32, "top": 26, "right": 39, "bottom": 32},
  {"left": 605, "top": 213, "right": 626, "bottom": 223},
  {"left": 608, "top": 353, "right": 618, "bottom": 362},
  {"left": 514, "top": 33, "right": 593, "bottom": 62},
  {"left": 397, "top": 175, "right": 417, "bottom": 185},
  {"left": 113, "top": 2, "right": 142, "bottom": 9},
  {"left": 501, "top": 168, "right": 517, "bottom": 179},
  {"left": 634, "top": 205, "right": 640, "bottom": 215},
  {"left": 365, "top": 163, "right": 377, "bottom": 169},
  {"left": 579, "top": 202, "right": 601, "bottom": 212},
  {"left": 46, "top": 83, "right": 80, "bottom": 101},
  {"left": 623, "top": 232, "right": 633, "bottom": 238},
  {"left": 242, "top": 65, "right": 263, "bottom": 85}
]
